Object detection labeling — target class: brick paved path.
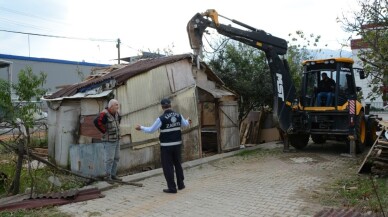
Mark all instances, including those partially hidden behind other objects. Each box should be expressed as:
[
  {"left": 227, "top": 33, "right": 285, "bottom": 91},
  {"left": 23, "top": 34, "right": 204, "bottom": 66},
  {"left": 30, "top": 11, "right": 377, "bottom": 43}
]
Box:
[{"left": 59, "top": 143, "right": 357, "bottom": 217}]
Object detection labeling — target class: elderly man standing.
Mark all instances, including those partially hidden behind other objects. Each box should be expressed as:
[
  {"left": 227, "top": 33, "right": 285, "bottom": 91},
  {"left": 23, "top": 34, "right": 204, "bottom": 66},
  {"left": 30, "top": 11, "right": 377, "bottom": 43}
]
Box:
[
  {"left": 94, "top": 99, "right": 122, "bottom": 181},
  {"left": 135, "top": 98, "right": 191, "bottom": 193}
]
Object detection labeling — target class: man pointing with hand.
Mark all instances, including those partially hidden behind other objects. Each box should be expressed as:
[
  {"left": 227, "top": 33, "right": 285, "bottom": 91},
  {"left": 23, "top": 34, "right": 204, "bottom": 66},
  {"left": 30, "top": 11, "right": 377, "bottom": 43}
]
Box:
[{"left": 135, "top": 98, "right": 191, "bottom": 193}]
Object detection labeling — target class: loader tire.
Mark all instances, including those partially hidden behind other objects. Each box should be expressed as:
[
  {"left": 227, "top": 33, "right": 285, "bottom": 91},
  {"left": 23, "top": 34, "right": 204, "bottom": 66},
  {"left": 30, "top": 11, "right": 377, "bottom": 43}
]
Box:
[
  {"left": 289, "top": 134, "right": 310, "bottom": 150},
  {"left": 311, "top": 135, "right": 326, "bottom": 144},
  {"left": 354, "top": 111, "right": 366, "bottom": 153},
  {"left": 365, "top": 118, "right": 378, "bottom": 146}
]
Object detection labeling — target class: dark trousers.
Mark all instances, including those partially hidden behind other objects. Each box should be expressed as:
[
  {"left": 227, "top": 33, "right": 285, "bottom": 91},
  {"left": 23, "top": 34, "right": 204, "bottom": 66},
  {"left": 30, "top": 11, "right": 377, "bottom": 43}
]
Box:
[{"left": 160, "top": 145, "right": 184, "bottom": 190}]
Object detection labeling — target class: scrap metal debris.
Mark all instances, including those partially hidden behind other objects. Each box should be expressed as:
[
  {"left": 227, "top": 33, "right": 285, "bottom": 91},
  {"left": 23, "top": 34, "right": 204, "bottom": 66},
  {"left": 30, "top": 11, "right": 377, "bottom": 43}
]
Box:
[
  {"left": 359, "top": 121, "right": 388, "bottom": 175},
  {"left": 0, "top": 187, "right": 104, "bottom": 212}
]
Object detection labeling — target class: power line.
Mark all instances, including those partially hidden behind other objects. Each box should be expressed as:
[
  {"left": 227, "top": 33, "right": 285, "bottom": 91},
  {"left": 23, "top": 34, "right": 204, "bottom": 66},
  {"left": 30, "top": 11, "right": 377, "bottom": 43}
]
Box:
[
  {"left": 0, "top": 17, "right": 53, "bottom": 32},
  {"left": 0, "top": 6, "right": 69, "bottom": 26},
  {"left": 0, "top": 29, "right": 116, "bottom": 42}
]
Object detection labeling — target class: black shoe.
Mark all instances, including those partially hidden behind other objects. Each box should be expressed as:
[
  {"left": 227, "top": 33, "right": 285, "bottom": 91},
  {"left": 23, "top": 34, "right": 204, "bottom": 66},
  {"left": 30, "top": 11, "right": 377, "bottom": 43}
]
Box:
[
  {"left": 102, "top": 175, "right": 112, "bottom": 181},
  {"left": 103, "top": 177, "right": 114, "bottom": 184},
  {"left": 178, "top": 185, "right": 185, "bottom": 190},
  {"left": 163, "top": 189, "right": 177, "bottom": 193},
  {"left": 111, "top": 176, "right": 122, "bottom": 181}
]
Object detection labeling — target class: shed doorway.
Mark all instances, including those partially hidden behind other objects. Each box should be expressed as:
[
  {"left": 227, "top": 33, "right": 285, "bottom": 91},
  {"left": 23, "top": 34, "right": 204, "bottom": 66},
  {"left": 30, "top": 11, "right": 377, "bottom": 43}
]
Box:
[{"left": 200, "top": 102, "right": 218, "bottom": 156}]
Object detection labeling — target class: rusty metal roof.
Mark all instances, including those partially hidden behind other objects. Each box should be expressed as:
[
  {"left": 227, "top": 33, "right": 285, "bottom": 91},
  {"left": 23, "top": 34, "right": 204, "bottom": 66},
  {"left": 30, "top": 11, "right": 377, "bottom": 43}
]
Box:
[
  {"left": 0, "top": 188, "right": 104, "bottom": 212},
  {"left": 45, "top": 54, "right": 193, "bottom": 99},
  {"left": 31, "top": 188, "right": 79, "bottom": 199},
  {"left": 197, "top": 84, "right": 235, "bottom": 98}
]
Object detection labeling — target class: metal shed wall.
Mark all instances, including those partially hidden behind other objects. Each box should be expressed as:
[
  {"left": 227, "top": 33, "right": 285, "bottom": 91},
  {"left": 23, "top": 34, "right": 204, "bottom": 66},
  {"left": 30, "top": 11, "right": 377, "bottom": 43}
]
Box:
[
  {"left": 47, "top": 101, "right": 80, "bottom": 167},
  {"left": 118, "top": 87, "right": 200, "bottom": 170},
  {"left": 192, "top": 67, "right": 216, "bottom": 90},
  {"left": 117, "top": 60, "right": 196, "bottom": 142},
  {"left": 114, "top": 60, "right": 199, "bottom": 170}
]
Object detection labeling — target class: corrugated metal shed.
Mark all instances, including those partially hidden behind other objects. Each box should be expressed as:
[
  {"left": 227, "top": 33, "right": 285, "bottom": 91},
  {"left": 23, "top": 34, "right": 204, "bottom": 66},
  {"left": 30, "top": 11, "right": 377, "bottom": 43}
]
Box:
[{"left": 45, "top": 53, "right": 239, "bottom": 172}]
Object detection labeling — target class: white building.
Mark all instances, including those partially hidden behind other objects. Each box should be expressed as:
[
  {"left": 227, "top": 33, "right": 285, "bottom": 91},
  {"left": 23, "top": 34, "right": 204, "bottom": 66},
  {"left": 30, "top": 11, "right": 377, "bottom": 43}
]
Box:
[
  {"left": 0, "top": 54, "right": 109, "bottom": 98},
  {"left": 351, "top": 39, "right": 384, "bottom": 109}
]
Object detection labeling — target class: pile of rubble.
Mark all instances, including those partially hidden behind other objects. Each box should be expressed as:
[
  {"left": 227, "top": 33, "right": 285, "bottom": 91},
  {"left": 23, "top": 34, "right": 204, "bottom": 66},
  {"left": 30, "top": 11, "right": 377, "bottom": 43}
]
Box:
[
  {"left": 359, "top": 121, "right": 388, "bottom": 176},
  {"left": 240, "top": 109, "right": 282, "bottom": 145}
]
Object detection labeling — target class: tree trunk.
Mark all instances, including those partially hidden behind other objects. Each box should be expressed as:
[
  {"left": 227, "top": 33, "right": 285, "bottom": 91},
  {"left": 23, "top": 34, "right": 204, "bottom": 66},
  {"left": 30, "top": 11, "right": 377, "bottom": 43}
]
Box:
[{"left": 8, "top": 140, "right": 25, "bottom": 195}]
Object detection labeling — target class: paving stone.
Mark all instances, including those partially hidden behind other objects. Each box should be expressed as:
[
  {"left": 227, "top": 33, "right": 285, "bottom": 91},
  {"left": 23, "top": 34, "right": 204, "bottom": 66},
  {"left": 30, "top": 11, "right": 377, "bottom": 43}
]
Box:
[{"left": 58, "top": 142, "right": 359, "bottom": 216}]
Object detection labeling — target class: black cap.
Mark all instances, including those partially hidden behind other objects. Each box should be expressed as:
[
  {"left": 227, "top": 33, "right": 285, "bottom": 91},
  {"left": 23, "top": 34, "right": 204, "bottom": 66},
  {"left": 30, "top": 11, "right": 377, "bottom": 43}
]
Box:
[{"left": 160, "top": 98, "right": 171, "bottom": 106}]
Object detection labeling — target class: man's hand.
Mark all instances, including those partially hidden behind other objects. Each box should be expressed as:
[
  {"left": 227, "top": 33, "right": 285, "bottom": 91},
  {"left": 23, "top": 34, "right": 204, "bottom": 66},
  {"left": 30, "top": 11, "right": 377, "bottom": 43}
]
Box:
[
  {"left": 187, "top": 117, "right": 192, "bottom": 125},
  {"left": 135, "top": 125, "right": 141, "bottom": 131}
]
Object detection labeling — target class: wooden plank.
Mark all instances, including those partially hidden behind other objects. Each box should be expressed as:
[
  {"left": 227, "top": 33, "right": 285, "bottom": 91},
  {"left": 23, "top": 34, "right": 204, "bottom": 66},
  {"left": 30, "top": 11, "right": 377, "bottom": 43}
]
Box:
[
  {"left": 240, "top": 122, "right": 247, "bottom": 142},
  {"left": 241, "top": 122, "right": 251, "bottom": 145},
  {"left": 378, "top": 140, "right": 388, "bottom": 145},
  {"left": 251, "top": 121, "right": 259, "bottom": 144},
  {"left": 254, "top": 110, "right": 264, "bottom": 144},
  {"left": 246, "top": 122, "right": 253, "bottom": 144},
  {"left": 373, "top": 160, "right": 388, "bottom": 168}
]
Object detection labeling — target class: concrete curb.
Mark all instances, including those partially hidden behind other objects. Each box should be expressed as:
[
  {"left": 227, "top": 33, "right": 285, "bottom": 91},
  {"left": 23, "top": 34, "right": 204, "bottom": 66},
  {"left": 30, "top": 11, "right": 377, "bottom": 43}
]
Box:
[{"left": 94, "top": 141, "right": 282, "bottom": 191}]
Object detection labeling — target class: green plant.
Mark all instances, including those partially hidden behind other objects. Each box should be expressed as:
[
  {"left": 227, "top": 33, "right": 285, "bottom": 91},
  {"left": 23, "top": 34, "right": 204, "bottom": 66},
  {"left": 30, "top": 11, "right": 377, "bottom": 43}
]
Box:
[
  {"left": 29, "top": 135, "right": 48, "bottom": 148},
  {"left": 236, "top": 148, "right": 282, "bottom": 159},
  {"left": 0, "top": 206, "right": 71, "bottom": 217},
  {"left": 237, "top": 149, "right": 261, "bottom": 157},
  {"left": 0, "top": 154, "right": 85, "bottom": 198},
  {"left": 319, "top": 175, "right": 388, "bottom": 214},
  {"left": 0, "top": 66, "right": 48, "bottom": 195}
]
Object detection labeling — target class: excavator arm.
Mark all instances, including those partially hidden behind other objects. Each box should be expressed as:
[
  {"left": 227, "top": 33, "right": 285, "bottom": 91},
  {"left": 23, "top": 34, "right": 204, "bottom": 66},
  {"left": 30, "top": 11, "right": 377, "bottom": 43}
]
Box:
[
  {"left": 187, "top": 9, "right": 296, "bottom": 133},
  {"left": 187, "top": 9, "right": 287, "bottom": 56}
]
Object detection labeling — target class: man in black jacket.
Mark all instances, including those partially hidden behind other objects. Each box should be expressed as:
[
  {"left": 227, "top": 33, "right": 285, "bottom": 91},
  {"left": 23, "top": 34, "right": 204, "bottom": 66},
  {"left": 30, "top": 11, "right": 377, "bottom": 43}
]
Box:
[
  {"left": 135, "top": 98, "right": 191, "bottom": 193},
  {"left": 317, "top": 73, "right": 335, "bottom": 106}
]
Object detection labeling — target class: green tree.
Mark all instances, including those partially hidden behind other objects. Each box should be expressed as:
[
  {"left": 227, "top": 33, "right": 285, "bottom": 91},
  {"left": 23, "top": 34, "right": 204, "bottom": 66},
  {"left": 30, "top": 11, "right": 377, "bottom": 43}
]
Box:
[
  {"left": 207, "top": 40, "right": 272, "bottom": 120},
  {"left": 0, "top": 80, "right": 13, "bottom": 122},
  {"left": 338, "top": 0, "right": 388, "bottom": 100},
  {"left": 0, "top": 66, "right": 47, "bottom": 195}
]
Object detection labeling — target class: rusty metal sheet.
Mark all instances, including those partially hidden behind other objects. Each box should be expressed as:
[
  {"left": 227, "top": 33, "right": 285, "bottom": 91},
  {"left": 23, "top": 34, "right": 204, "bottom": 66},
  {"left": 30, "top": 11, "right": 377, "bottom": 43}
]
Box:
[
  {"left": 197, "top": 84, "right": 235, "bottom": 99},
  {"left": 0, "top": 188, "right": 104, "bottom": 212},
  {"left": 31, "top": 189, "right": 79, "bottom": 199},
  {"left": 79, "top": 115, "right": 102, "bottom": 139}
]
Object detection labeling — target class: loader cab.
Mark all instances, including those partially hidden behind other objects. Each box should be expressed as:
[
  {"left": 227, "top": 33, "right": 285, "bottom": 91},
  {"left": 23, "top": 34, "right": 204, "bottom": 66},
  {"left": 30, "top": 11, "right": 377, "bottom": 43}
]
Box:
[{"left": 300, "top": 58, "right": 358, "bottom": 108}]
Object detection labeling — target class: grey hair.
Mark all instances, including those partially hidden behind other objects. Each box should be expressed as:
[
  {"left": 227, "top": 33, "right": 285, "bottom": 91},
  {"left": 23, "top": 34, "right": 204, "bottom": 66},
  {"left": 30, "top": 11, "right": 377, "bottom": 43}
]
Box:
[{"left": 108, "top": 99, "right": 119, "bottom": 108}]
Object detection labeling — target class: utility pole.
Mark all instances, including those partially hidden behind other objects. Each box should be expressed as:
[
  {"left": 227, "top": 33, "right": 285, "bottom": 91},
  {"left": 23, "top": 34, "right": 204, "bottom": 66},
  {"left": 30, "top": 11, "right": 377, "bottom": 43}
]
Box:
[{"left": 116, "top": 38, "right": 121, "bottom": 64}]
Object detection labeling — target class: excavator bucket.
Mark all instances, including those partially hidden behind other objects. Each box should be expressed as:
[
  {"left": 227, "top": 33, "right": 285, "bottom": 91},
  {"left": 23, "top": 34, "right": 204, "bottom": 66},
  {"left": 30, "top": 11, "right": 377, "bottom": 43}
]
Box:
[{"left": 187, "top": 13, "right": 211, "bottom": 56}]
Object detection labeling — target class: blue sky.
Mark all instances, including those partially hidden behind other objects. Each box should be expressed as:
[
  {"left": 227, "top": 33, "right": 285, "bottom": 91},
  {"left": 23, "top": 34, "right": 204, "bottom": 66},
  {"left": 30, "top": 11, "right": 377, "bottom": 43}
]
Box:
[{"left": 0, "top": 0, "right": 358, "bottom": 64}]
